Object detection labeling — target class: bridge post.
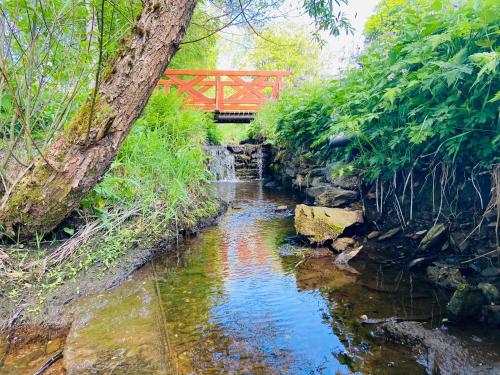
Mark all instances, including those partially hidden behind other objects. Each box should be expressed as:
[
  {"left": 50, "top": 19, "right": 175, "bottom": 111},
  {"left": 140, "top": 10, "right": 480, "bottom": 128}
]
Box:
[{"left": 215, "top": 75, "right": 222, "bottom": 112}]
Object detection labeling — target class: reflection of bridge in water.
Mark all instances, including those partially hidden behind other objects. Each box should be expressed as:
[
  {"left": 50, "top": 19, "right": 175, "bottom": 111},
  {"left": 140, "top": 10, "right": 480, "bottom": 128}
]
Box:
[{"left": 157, "top": 69, "right": 290, "bottom": 123}]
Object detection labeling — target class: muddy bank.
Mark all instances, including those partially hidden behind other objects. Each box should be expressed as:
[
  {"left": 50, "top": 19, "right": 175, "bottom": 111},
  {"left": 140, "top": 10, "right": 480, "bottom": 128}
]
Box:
[{"left": 0, "top": 198, "right": 227, "bottom": 335}]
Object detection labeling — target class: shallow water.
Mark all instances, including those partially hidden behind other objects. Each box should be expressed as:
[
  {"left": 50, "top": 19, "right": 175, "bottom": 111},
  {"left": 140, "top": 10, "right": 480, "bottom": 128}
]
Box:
[{"left": 3, "top": 181, "right": 498, "bottom": 374}]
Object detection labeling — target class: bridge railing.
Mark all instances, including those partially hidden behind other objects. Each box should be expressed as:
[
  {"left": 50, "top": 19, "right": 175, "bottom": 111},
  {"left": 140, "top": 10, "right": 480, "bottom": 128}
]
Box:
[{"left": 157, "top": 70, "right": 291, "bottom": 113}]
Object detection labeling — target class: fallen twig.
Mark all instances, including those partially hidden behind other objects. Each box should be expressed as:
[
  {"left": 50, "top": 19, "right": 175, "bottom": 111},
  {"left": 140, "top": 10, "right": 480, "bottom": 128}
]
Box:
[{"left": 33, "top": 351, "right": 63, "bottom": 375}]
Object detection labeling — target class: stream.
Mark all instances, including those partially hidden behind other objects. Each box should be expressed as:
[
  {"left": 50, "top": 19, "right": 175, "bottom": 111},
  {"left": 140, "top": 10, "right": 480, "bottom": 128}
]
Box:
[{"left": 2, "top": 181, "right": 499, "bottom": 374}]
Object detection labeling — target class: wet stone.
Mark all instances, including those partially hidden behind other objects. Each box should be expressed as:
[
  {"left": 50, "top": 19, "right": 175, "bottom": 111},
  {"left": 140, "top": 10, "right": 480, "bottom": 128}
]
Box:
[
  {"left": 447, "top": 284, "right": 485, "bottom": 323},
  {"left": 427, "top": 266, "right": 466, "bottom": 290},
  {"left": 294, "top": 204, "right": 364, "bottom": 244},
  {"left": 367, "top": 231, "right": 380, "bottom": 239},
  {"left": 481, "top": 305, "right": 500, "bottom": 328},
  {"left": 332, "top": 237, "right": 356, "bottom": 252},
  {"left": 377, "top": 227, "right": 401, "bottom": 241},
  {"left": 419, "top": 223, "right": 448, "bottom": 251},
  {"left": 481, "top": 267, "right": 500, "bottom": 278},
  {"left": 477, "top": 282, "right": 500, "bottom": 304}
]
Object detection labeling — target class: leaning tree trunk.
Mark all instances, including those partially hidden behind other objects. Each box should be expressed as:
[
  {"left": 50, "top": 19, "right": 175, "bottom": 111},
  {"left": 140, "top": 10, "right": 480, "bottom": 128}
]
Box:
[{"left": 0, "top": 0, "right": 197, "bottom": 239}]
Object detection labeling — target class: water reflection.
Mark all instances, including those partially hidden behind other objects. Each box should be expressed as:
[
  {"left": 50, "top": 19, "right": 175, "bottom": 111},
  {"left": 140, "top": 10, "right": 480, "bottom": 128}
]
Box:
[
  {"left": 157, "top": 183, "right": 352, "bottom": 374},
  {"left": 1, "top": 181, "right": 449, "bottom": 374}
]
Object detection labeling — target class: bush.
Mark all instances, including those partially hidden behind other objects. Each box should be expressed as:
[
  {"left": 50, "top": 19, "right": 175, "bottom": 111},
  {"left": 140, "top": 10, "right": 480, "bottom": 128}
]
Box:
[
  {"left": 256, "top": 0, "right": 499, "bottom": 182},
  {"left": 88, "top": 90, "right": 214, "bottom": 218}
]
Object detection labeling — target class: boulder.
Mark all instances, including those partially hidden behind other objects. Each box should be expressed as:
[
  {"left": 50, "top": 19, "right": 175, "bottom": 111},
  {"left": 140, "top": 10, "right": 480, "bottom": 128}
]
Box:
[
  {"left": 477, "top": 282, "right": 500, "bottom": 304},
  {"left": 315, "top": 188, "right": 359, "bottom": 208},
  {"left": 303, "top": 247, "right": 334, "bottom": 258},
  {"left": 480, "top": 305, "right": 500, "bottom": 328},
  {"left": 332, "top": 237, "right": 356, "bottom": 252},
  {"left": 419, "top": 224, "right": 448, "bottom": 251},
  {"left": 481, "top": 267, "right": 500, "bottom": 278},
  {"left": 309, "top": 176, "right": 326, "bottom": 187},
  {"left": 427, "top": 266, "right": 466, "bottom": 290},
  {"left": 305, "top": 184, "right": 333, "bottom": 199},
  {"left": 294, "top": 204, "right": 364, "bottom": 244},
  {"left": 447, "top": 284, "right": 485, "bottom": 323},
  {"left": 334, "top": 246, "right": 363, "bottom": 265}
]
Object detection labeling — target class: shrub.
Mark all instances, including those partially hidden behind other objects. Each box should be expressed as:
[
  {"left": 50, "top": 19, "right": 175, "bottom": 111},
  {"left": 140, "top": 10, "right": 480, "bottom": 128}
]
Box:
[{"left": 257, "top": 0, "right": 499, "bottom": 183}]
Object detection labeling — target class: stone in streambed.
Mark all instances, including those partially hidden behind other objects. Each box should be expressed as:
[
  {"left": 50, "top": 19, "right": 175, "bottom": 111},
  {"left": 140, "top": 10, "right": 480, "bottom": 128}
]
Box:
[
  {"left": 332, "top": 237, "right": 356, "bottom": 252},
  {"left": 305, "top": 184, "right": 359, "bottom": 207},
  {"left": 294, "top": 204, "right": 364, "bottom": 244},
  {"left": 419, "top": 223, "right": 448, "bottom": 251},
  {"left": 477, "top": 282, "right": 499, "bottom": 304},
  {"left": 334, "top": 246, "right": 363, "bottom": 265},
  {"left": 377, "top": 227, "right": 401, "bottom": 241},
  {"left": 481, "top": 305, "right": 500, "bottom": 328},
  {"left": 447, "top": 284, "right": 485, "bottom": 323},
  {"left": 367, "top": 231, "right": 380, "bottom": 239},
  {"left": 303, "top": 247, "right": 334, "bottom": 258},
  {"left": 427, "top": 266, "right": 466, "bottom": 290},
  {"left": 316, "top": 189, "right": 359, "bottom": 207},
  {"left": 481, "top": 267, "right": 500, "bottom": 278}
]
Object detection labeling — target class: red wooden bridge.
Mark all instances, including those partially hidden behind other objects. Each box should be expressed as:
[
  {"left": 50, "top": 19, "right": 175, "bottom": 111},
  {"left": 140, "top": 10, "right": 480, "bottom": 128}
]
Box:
[{"left": 157, "top": 69, "right": 291, "bottom": 123}]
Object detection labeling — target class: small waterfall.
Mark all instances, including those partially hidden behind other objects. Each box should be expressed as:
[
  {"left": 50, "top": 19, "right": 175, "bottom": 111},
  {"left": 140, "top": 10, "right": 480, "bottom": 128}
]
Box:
[
  {"left": 255, "top": 147, "right": 264, "bottom": 180},
  {"left": 205, "top": 145, "right": 238, "bottom": 181},
  {"left": 204, "top": 144, "right": 270, "bottom": 181}
]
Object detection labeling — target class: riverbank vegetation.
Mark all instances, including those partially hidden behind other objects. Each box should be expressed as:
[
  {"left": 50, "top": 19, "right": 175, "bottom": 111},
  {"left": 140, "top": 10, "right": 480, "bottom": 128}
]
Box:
[
  {"left": 0, "top": 1, "right": 221, "bottom": 308},
  {"left": 250, "top": 0, "right": 499, "bottom": 226}
]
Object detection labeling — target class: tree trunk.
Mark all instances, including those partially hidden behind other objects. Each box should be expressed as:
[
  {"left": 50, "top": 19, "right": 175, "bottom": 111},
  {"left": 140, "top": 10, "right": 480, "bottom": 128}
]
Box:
[{"left": 0, "top": 0, "right": 197, "bottom": 239}]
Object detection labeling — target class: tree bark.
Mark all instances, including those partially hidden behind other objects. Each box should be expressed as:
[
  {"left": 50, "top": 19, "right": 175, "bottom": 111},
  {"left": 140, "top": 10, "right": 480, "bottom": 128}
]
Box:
[{"left": 0, "top": 0, "right": 197, "bottom": 239}]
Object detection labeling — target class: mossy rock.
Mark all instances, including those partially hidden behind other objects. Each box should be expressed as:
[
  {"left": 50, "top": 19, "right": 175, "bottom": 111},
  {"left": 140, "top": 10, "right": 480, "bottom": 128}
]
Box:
[
  {"left": 447, "top": 284, "right": 485, "bottom": 323},
  {"left": 294, "top": 204, "right": 363, "bottom": 244}
]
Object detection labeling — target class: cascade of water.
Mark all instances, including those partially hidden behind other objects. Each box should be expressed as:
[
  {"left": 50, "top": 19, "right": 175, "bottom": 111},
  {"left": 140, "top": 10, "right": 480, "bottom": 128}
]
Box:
[
  {"left": 255, "top": 146, "right": 264, "bottom": 180},
  {"left": 205, "top": 146, "right": 238, "bottom": 181}
]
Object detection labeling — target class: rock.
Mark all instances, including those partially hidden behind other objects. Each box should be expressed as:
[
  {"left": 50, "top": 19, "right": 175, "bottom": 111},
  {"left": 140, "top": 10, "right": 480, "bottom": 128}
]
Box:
[
  {"left": 309, "top": 176, "right": 326, "bottom": 187},
  {"left": 304, "top": 184, "right": 333, "bottom": 199},
  {"left": 367, "top": 231, "right": 380, "bottom": 239},
  {"left": 477, "top": 282, "right": 499, "bottom": 304},
  {"left": 264, "top": 181, "right": 278, "bottom": 188},
  {"left": 378, "top": 320, "right": 482, "bottom": 374},
  {"left": 480, "top": 305, "right": 500, "bottom": 328},
  {"left": 419, "top": 224, "right": 448, "bottom": 251},
  {"left": 315, "top": 188, "right": 359, "bottom": 208},
  {"left": 449, "top": 231, "right": 468, "bottom": 252},
  {"left": 427, "top": 266, "right": 466, "bottom": 290},
  {"left": 277, "top": 244, "right": 304, "bottom": 257},
  {"left": 407, "top": 257, "right": 428, "bottom": 269},
  {"left": 276, "top": 205, "right": 287, "bottom": 211},
  {"left": 294, "top": 204, "right": 364, "bottom": 244},
  {"left": 360, "top": 314, "right": 368, "bottom": 321},
  {"left": 303, "top": 247, "right": 334, "bottom": 258},
  {"left": 334, "top": 246, "right": 363, "bottom": 265},
  {"left": 332, "top": 237, "right": 356, "bottom": 252},
  {"left": 377, "top": 227, "right": 401, "bottom": 241},
  {"left": 447, "top": 284, "right": 485, "bottom": 323},
  {"left": 481, "top": 267, "right": 500, "bottom": 278}
]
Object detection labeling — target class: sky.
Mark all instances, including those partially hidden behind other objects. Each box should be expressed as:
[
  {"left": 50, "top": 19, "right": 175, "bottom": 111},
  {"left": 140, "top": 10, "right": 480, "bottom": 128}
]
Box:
[{"left": 216, "top": 0, "right": 380, "bottom": 75}]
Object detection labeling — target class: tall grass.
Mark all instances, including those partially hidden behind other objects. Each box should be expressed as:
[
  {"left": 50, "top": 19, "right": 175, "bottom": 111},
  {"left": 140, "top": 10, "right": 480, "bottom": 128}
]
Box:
[{"left": 90, "top": 91, "right": 214, "bottom": 219}]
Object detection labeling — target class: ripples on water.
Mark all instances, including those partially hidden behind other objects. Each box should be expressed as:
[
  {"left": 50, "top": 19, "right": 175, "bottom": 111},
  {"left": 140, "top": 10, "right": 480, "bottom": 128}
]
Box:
[
  {"left": 4, "top": 181, "right": 475, "bottom": 374},
  {"left": 154, "top": 182, "right": 433, "bottom": 374}
]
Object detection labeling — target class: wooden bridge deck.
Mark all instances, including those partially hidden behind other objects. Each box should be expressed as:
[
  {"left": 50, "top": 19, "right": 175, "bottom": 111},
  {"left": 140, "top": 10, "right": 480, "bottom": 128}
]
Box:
[{"left": 157, "top": 69, "right": 290, "bottom": 122}]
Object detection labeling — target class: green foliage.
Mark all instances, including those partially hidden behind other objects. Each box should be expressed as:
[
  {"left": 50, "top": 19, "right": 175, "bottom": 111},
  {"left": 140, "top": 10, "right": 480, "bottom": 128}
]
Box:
[
  {"left": 248, "top": 83, "right": 331, "bottom": 144},
  {"left": 257, "top": 0, "right": 500, "bottom": 182},
  {"left": 240, "top": 24, "right": 323, "bottom": 83},
  {"left": 89, "top": 91, "right": 213, "bottom": 217},
  {"left": 169, "top": 9, "right": 220, "bottom": 70}
]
